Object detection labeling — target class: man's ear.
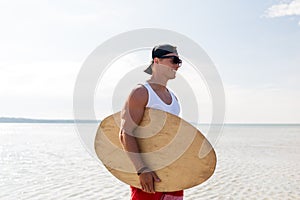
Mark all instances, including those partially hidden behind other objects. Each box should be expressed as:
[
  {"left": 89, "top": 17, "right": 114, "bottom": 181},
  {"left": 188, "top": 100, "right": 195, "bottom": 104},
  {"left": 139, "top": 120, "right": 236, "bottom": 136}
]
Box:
[{"left": 154, "top": 57, "right": 159, "bottom": 64}]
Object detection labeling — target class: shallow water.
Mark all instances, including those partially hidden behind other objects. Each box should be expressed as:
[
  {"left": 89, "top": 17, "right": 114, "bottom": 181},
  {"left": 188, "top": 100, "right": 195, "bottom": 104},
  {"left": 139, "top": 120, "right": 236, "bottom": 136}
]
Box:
[{"left": 0, "top": 123, "right": 299, "bottom": 199}]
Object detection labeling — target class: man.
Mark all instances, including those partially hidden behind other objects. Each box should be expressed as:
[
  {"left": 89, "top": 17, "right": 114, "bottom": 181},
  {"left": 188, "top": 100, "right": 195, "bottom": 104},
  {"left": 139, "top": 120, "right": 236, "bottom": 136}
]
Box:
[{"left": 119, "top": 44, "right": 184, "bottom": 200}]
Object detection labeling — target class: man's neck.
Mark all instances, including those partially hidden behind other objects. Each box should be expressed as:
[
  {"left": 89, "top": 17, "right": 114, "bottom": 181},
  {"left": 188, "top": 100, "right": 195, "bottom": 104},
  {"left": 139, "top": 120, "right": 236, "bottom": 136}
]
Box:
[{"left": 147, "top": 76, "right": 168, "bottom": 91}]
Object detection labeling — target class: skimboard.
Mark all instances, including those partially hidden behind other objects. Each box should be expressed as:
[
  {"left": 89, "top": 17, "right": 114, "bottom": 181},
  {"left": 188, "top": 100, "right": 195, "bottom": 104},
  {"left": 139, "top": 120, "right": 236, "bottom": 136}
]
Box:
[{"left": 94, "top": 108, "right": 216, "bottom": 192}]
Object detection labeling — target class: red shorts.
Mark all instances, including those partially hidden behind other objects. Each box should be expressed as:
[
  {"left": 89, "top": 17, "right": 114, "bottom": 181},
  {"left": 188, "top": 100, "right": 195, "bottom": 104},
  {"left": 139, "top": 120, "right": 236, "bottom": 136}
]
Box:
[{"left": 130, "top": 186, "right": 183, "bottom": 200}]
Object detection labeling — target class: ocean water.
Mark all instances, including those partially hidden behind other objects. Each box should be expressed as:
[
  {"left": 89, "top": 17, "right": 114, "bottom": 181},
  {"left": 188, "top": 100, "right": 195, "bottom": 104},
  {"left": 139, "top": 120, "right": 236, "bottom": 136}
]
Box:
[{"left": 0, "top": 123, "right": 299, "bottom": 200}]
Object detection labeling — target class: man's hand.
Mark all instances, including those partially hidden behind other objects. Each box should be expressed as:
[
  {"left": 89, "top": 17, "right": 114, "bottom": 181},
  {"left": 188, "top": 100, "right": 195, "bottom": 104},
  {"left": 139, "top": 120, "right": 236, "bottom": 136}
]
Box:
[{"left": 139, "top": 171, "right": 161, "bottom": 193}]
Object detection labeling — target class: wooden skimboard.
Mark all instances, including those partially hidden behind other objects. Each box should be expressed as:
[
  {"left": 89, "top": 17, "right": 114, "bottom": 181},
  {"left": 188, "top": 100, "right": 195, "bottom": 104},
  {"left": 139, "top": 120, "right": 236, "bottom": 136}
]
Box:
[{"left": 94, "top": 108, "right": 216, "bottom": 192}]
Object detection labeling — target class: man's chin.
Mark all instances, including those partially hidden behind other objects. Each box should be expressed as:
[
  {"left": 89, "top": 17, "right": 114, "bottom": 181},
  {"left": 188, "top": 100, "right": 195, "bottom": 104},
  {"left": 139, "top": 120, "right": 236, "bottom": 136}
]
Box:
[
  {"left": 169, "top": 74, "right": 176, "bottom": 80},
  {"left": 166, "top": 70, "right": 176, "bottom": 80}
]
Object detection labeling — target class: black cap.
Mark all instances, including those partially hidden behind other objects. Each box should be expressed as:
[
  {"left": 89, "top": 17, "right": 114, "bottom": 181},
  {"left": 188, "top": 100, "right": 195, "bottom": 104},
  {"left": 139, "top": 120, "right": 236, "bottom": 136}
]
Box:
[{"left": 144, "top": 44, "right": 178, "bottom": 75}]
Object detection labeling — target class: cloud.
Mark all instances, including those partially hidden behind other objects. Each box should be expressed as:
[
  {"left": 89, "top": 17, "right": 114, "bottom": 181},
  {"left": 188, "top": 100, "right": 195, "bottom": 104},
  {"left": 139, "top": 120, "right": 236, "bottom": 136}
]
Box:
[{"left": 265, "top": 0, "right": 300, "bottom": 25}]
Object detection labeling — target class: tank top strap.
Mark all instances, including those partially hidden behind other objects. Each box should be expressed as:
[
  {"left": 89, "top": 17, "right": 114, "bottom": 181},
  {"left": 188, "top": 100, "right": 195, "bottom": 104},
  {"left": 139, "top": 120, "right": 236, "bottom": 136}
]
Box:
[{"left": 142, "top": 82, "right": 180, "bottom": 116}]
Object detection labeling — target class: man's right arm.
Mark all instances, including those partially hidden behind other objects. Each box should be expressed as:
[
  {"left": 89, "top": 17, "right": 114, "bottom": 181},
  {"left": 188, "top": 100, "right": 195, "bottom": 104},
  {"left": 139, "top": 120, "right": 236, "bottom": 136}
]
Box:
[{"left": 119, "top": 85, "right": 160, "bottom": 193}]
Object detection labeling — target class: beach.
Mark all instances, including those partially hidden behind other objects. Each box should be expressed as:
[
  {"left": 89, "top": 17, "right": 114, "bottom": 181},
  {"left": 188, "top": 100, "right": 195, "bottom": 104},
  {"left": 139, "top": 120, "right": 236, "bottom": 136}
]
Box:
[{"left": 0, "top": 123, "right": 299, "bottom": 199}]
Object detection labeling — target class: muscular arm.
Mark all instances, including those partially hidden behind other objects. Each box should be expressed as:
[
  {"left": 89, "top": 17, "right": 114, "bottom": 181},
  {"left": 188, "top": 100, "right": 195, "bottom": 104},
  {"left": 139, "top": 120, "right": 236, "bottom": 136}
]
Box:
[
  {"left": 119, "top": 85, "right": 148, "bottom": 170},
  {"left": 119, "top": 85, "right": 160, "bottom": 193}
]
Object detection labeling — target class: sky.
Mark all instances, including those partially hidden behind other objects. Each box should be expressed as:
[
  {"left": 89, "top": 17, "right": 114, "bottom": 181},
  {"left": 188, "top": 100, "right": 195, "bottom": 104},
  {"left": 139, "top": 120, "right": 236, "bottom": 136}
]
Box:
[{"left": 0, "top": 0, "right": 299, "bottom": 123}]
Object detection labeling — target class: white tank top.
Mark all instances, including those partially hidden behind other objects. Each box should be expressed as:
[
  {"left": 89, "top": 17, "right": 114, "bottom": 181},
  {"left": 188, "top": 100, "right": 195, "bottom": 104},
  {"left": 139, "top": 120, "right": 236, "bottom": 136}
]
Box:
[{"left": 143, "top": 82, "right": 180, "bottom": 116}]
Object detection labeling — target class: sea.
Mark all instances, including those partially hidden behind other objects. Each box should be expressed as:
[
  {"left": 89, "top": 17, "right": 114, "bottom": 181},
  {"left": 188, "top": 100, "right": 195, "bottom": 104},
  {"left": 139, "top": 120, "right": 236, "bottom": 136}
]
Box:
[{"left": 0, "top": 123, "right": 299, "bottom": 200}]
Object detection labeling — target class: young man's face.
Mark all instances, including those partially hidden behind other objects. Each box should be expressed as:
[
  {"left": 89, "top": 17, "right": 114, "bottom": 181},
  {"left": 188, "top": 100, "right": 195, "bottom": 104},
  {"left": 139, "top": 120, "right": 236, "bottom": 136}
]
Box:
[{"left": 154, "top": 53, "right": 182, "bottom": 79}]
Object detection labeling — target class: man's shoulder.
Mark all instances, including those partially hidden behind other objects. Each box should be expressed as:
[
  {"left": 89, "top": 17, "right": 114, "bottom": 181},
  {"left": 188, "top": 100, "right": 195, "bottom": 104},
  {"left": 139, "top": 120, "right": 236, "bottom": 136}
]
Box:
[
  {"left": 131, "top": 84, "right": 148, "bottom": 96},
  {"left": 128, "top": 84, "right": 148, "bottom": 105}
]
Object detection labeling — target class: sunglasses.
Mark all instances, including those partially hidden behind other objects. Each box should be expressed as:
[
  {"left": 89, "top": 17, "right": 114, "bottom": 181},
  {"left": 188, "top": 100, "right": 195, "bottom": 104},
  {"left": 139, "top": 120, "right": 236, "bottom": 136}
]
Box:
[{"left": 159, "top": 55, "right": 182, "bottom": 66}]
